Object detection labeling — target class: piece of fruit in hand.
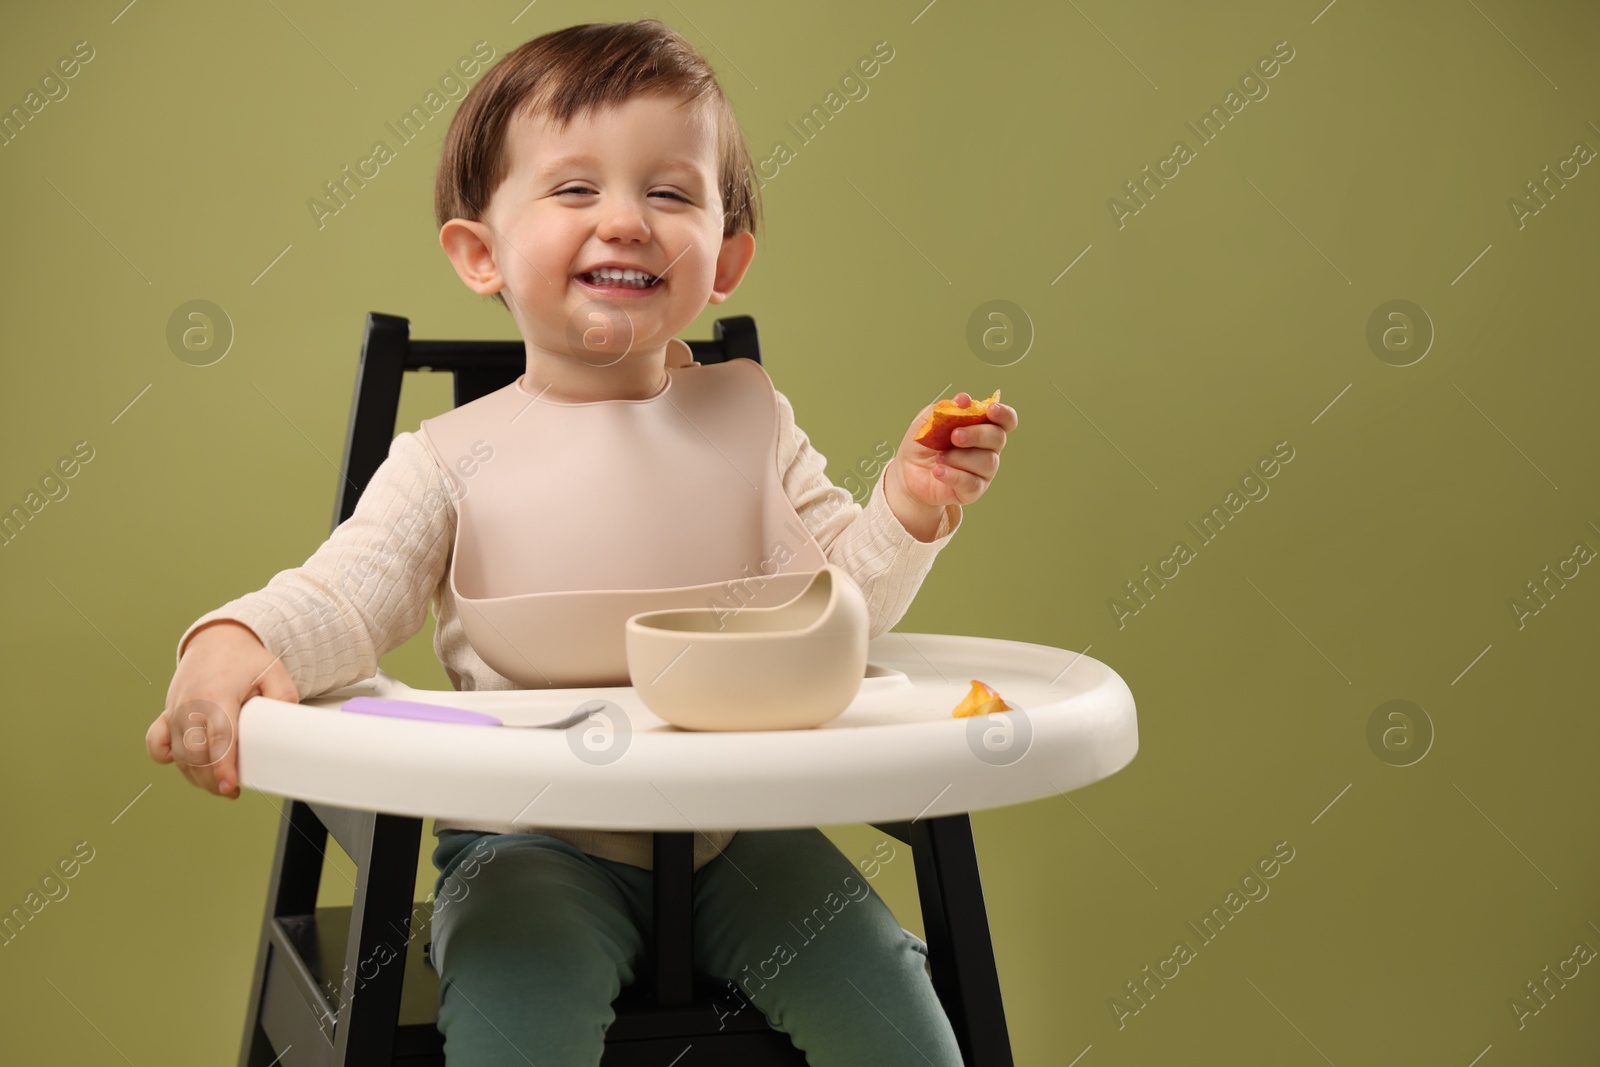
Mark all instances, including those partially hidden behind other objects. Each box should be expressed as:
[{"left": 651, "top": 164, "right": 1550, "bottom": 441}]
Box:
[
  {"left": 951, "top": 678, "right": 1014, "bottom": 718},
  {"left": 914, "top": 390, "right": 1001, "bottom": 451}
]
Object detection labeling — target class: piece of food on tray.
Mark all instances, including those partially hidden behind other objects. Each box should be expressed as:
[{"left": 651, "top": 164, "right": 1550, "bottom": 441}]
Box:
[
  {"left": 914, "top": 389, "right": 1001, "bottom": 451},
  {"left": 951, "top": 678, "right": 1014, "bottom": 718}
]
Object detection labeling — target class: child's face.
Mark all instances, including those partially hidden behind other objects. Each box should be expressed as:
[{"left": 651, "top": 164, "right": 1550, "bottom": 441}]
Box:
[{"left": 441, "top": 91, "right": 754, "bottom": 387}]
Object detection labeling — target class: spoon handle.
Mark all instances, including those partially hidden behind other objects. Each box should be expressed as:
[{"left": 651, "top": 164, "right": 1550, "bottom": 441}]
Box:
[
  {"left": 341, "top": 697, "right": 501, "bottom": 725},
  {"left": 340, "top": 697, "right": 594, "bottom": 730}
]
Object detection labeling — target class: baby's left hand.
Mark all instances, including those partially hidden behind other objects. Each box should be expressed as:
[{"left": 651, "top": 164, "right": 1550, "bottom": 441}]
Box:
[{"left": 895, "top": 393, "right": 1018, "bottom": 508}]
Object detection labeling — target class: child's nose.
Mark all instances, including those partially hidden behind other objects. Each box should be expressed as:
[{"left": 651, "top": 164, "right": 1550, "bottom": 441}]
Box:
[{"left": 596, "top": 199, "right": 651, "bottom": 240}]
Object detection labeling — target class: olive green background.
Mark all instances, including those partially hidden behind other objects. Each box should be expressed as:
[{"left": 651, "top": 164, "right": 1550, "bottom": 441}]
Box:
[{"left": 3, "top": 0, "right": 1597, "bottom": 1063}]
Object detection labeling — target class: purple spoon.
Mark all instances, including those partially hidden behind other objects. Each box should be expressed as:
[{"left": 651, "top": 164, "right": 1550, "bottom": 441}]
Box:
[
  {"left": 341, "top": 697, "right": 502, "bottom": 725},
  {"left": 341, "top": 696, "right": 598, "bottom": 729}
]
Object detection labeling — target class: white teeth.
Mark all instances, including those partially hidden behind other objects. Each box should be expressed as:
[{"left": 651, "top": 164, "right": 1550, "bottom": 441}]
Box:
[{"left": 583, "top": 268, "right": 656, "bottom": 287}]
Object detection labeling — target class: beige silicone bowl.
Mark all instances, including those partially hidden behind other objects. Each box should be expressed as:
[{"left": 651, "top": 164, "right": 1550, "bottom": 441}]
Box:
[{"left": 624, "top": 564, "right": 870, "bottom": 730}]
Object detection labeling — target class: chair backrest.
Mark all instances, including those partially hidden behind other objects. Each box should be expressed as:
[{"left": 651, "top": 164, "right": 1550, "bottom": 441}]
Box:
[{"left": 332, "top": 311, "right": 760, "bottom": 532}]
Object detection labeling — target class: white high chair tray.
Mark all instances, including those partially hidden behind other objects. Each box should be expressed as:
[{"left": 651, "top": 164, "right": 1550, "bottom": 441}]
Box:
[{"left": 238, "top": 632, "right": 1138, "bottom": 831}]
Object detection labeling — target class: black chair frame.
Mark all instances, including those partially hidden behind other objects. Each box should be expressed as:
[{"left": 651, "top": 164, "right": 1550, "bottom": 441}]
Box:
[{"left": 238, "top": 311, "right": 1014, "bottom": 1065}]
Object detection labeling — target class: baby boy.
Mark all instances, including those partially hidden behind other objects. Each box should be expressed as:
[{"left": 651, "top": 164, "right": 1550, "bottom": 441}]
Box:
[{"left": 147, "top": 18, "right": 1016, "bottom": 1065}]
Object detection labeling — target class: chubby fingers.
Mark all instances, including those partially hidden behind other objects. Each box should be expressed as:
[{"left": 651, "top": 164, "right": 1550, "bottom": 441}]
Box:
[
  {"left": 948, "top": 408, "right": 1015, "bottom": 452},
  {"left": 168, "top": 697, "right": 240, "bottom": 797},
  {"left": 146, "top": 714, "right": 174, "bottom": 764},
  {"left": 984, "top": 401, "right": 1017, "bottom": 432}
]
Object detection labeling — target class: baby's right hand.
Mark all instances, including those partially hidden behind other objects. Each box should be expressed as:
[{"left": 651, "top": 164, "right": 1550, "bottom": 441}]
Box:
[{"left": 146, "top": 620, "right": 300, "bottom": 799}]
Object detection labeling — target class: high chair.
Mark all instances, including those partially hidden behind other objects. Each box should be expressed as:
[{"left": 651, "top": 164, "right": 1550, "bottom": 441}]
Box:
[{"left": 237, "top": 312, "right": 1014, "bottom": 1065}]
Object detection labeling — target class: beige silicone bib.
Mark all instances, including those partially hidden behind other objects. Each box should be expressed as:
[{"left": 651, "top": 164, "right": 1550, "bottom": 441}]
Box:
[{"left": 417, "top": 356, "right": 829, "bottom": 688}]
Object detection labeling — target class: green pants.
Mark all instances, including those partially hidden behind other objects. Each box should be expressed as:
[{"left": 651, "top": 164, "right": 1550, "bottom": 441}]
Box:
[{"left": 428, "top": 827, "right": 964, "bottom": 1066}]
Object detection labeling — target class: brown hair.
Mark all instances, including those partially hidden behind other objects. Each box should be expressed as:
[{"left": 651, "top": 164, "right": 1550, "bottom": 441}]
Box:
[{"left": 434, "top": 19, "right": 762, "bottom": 308}]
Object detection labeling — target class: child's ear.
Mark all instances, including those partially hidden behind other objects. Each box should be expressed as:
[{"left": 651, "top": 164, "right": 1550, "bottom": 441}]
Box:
[
  {"left": 439, "top": 219, "right": 502, "bottom": 296},
  {"left": 708, "top": 231, "right": 756, "bottom": 305}
]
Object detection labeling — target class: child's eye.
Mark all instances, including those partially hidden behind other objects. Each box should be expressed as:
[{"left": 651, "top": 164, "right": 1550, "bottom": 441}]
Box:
[{"left": 554, "top": 187, "right": 689, "bottom": 203}]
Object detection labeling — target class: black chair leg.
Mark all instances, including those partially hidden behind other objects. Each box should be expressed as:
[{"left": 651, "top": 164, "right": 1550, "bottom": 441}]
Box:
[
  {"left": 909, "top": 814, "right": 1014, "bottom": 1067},
  {"left": 240, "top": 798, "right": 328, "bottom": 1066},
  {"left": 238, "top": 800, "right": 423, "bottom": 1066},
  {"left": 651, "top": 831, "right": 696, "bottom": 1007},
  {"left": 330, "top": 811, "right": 423, "bottom": 1065}
]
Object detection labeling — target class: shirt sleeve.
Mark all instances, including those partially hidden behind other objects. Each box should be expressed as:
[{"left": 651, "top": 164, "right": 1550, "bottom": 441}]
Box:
[
  {"left": 173, "top": 432, "right": 454, "bottom": 699},
  {"left": 773, "top": 387, "right": 962, "bottom": 638}
]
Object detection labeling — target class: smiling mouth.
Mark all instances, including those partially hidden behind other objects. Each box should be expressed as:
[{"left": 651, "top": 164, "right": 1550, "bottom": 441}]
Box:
[{"left": 577, "top": 270, "right": 661, "bottom": 290}]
